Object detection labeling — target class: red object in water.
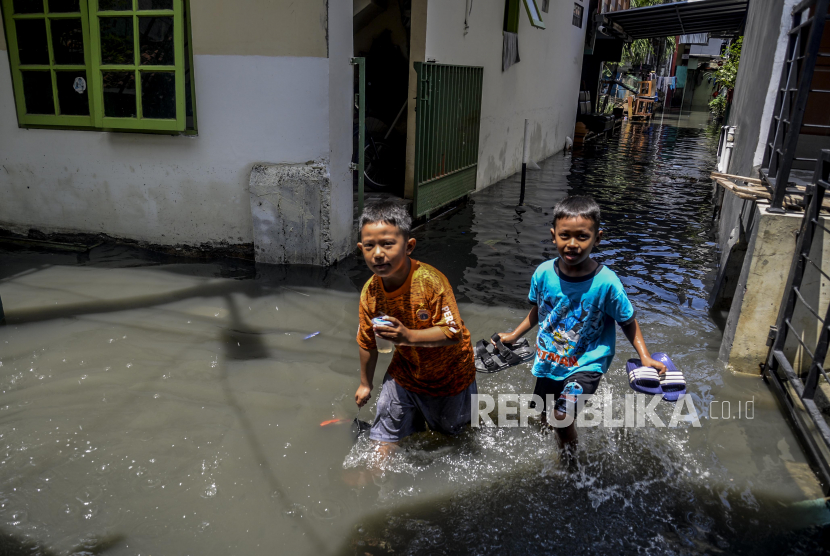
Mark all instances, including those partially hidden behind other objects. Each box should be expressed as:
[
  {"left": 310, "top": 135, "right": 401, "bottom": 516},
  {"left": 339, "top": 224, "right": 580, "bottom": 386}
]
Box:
[{"left": 320, "top": 418, "right": 347, "bottom": 427}]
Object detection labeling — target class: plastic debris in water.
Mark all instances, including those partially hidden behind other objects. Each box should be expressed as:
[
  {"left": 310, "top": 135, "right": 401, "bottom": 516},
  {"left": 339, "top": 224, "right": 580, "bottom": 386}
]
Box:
[
  {"left": 304, "top": 332, "right": 320, "bottom": 340},
  {"left": 320, "top": 418, "right": 349, "bottom": 427}
]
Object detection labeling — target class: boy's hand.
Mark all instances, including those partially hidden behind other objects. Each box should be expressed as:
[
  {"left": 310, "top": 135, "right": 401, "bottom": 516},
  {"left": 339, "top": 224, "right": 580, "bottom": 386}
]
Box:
[
  {"left": 640, "top": 356, "right": 668, "bottom": 375},
  {"left": 491, "top": 332, "right": 517, "bottom": 346},
  {"left": 374, "top": 315, "right": 411, "bottom": 345},
  {"left": 355, "top": 384, "right": 372, "bottom": 407}
]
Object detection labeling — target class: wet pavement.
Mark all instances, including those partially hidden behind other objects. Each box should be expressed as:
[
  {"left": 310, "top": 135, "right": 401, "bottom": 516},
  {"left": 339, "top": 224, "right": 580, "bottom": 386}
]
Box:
[{"left": 1, "top": 112, "right": 828, "bottom": 555}]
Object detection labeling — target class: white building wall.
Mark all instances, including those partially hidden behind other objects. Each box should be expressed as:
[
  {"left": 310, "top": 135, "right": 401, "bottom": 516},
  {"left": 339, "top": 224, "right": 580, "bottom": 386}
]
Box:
[
  {"left": 0, "top": 0, "right": 354, "bottom": 264},
  {"left": 328, "top": 0, "right": 356, "bottom": 255},
  {"left": 689, "top": 38, "right": 723, "bottom": 56},
  {"left": 0, "top": 54, "right": 329, "bottom": 247},
  {"left": 726, "top": 0, "right": 793, "bottom": 177},
  {"left": 424, "top": 0, "right": 585, "bottom": 188}
]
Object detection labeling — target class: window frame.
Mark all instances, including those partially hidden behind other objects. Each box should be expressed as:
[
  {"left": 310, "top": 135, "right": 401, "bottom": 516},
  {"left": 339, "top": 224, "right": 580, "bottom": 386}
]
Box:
[
  {"left": 572, "top": 3, "right": 584, "bottom": 28},
  {"left": 2, "top": 0, "right": 190, "bottom": 133},
  {"left": 88, "top": 0, "right": 185, "bottom": 132},
  {"left": 2, "top": 0, "right": 97, "bottom": 127},
  {"left": 505, "top": 0, "right": 545, "bottom": 33},
  {"left": 523, "top": 0, "right": 545, "bottom": 29}
]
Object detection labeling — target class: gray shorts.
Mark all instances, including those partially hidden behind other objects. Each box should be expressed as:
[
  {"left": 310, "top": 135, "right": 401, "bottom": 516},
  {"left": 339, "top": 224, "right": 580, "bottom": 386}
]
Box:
[{"left": 369, "top": 373, "right": 478, "bottom": 442}]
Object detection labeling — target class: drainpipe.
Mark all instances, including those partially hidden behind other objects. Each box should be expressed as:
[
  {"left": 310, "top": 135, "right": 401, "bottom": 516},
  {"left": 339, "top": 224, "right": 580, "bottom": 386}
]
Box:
[
  {"left": 717, "top": 125, "right": 736, "bottom": 173},
  {"left": 0, "top": 294, "right": 4, "bottom": 325}
]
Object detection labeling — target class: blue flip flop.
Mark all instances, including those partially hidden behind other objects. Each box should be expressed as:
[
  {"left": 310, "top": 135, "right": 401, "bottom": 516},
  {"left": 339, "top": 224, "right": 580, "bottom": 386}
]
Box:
[
  {"left": 651, "top": 352, "right": 687, "bottom": 402},
  {"left": 626, "top": 359, "right": 664, "bottom": 396}
]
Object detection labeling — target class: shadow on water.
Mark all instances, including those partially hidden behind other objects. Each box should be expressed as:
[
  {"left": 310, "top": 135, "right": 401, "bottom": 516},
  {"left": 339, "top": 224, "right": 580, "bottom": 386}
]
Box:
[
  {"left": 2, "top": 245, "right": 356, "bottom": 327},
  {"left": 215, "top": 309, "right": 329, "bottom": 553}
]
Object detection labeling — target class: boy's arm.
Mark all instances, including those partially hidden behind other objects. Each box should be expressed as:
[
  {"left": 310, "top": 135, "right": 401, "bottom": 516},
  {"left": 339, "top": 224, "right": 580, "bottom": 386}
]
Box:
[
  {"left": 496, "top": 305, "right": 539, "bottom": 345},
  {"left": 620, "top": 319, "right": 668, "bottom": 374},
  {"left": 355, "top": 346, "right": 378, "bottom": 407},
  {"left": 374, "top": 316, "right": 458, "bottom": 347},
  {"left": 375, "top": 275, "right": 465, "bottom": 348}
]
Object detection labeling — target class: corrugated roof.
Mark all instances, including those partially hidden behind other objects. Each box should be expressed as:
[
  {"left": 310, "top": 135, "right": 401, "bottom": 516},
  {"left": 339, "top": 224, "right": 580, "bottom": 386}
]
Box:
[{"left": 600, "top": 0, "right": 749, "bottom": 40}]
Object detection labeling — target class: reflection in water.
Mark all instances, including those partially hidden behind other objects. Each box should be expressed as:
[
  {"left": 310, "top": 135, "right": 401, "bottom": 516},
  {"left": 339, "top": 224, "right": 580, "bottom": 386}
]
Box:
[{"left": 0, "top": 119, "right": 828, "bottom": 555}]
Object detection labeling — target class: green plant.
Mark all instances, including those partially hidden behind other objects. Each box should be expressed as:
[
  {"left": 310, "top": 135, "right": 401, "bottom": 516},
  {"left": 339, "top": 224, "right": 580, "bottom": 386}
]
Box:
[
  {"left": 622, "top": 36, "right": 676, "bottom": 66},
  {"left": 709, "top": 94, "right": 727, "bottom": 117},
  {"left": 704, "top": 36, "right": 742, "bottom": 91}
]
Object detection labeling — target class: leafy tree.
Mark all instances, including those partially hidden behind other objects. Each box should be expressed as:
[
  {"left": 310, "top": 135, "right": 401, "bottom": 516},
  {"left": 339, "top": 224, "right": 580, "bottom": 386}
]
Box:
[
  {"left": 621, "top": 0, "right": 675, "bottom": 66},
  {"left": 706, "top": 37, "right": 742, "bottom": 116},
  {"left": 706, "top": 36, "right": 742, "bottom": 90}
]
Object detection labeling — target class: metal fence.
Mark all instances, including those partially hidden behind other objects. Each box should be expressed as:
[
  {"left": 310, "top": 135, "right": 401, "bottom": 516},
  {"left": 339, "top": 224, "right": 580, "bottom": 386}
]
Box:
[
  {"left": 760, "top": 0, "right": 830, "bottom": 212},
  {"left": 413, "top": 62, "right": 484, "bottom": 218},
  {"left": 763, "top": 149, "right": 830, "bottom": 490}
]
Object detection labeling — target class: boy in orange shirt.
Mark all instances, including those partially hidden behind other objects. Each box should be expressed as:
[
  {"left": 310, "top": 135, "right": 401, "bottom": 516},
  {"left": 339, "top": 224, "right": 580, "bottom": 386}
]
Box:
[{"left": 355, "top": 201, "right": 477, "bottom": 449}]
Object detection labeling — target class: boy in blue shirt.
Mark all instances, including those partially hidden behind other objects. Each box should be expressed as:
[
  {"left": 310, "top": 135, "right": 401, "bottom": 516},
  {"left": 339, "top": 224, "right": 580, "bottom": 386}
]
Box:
[{"left": 495, "top": 196, "right": 666, "bottom": 457}]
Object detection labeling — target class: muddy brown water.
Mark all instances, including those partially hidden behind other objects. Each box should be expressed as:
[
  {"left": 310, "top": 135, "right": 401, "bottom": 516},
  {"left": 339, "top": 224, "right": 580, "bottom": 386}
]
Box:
[{"left": 1, "top": 115, "right": 828, "bottom": 555}]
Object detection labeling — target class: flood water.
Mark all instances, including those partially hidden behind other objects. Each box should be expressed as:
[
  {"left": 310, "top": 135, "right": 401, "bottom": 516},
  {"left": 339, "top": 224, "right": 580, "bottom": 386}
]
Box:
[{"left": 1, "top": 114, "right": 829, "bottom": 555}]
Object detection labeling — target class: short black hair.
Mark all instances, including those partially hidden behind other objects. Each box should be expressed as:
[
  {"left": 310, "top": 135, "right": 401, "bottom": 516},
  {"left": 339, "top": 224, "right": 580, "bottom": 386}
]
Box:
[
  {"left": 359, "top": 200, "right": 412, "bottom": 239},
  {"left": 552, "top": 196, "right": 601, "bottom": 231}
]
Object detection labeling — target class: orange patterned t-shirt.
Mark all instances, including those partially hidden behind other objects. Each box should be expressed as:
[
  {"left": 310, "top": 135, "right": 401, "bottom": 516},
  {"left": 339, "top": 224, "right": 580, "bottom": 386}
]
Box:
[{"left": 356, "top": 259, "right": 476, "bottom": 397}]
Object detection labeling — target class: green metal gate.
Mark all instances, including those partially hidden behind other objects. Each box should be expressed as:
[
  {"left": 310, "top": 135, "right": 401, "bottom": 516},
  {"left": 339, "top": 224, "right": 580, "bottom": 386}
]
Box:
[{"left": 413, "top": 62, "right": 484, "bottom": 218}]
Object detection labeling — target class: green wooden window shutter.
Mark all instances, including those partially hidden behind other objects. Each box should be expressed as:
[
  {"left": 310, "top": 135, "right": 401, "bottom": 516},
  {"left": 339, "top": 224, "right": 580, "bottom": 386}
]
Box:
[
  {"left": 2, "top": 0, "right": 186, "bottom": 132},
  {"left": 2, "top": 0, "right": 96, "bottom": 127},
  {"left": 88, "top": 0, "right": 185, "bottom": 131},
  {"left": 523, "top": 0, "right": 545, "bottom": 29}
]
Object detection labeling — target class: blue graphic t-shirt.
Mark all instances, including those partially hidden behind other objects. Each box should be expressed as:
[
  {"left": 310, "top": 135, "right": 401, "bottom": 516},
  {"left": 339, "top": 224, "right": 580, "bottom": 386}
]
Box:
[{"left": 528, "top": 259, "right": 635, "bottom": 380}]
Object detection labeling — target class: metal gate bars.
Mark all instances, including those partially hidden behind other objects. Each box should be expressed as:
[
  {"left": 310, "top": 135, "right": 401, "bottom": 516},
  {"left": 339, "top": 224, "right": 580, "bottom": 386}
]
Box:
[
  {"left": 760, "top": 0, "right": 830, "bottom": 212},
  {"left": 763, "top": 149, "right": 830, "bottom": 489},
  {"left": 413, "top": 62, "right": 484, "bottom": 218}
]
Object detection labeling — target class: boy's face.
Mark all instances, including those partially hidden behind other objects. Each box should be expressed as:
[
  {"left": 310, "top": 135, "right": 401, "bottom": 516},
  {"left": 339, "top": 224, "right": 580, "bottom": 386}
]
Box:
[
  {"left": 357, "top": 222, "right": 416, "bottom": 280},
  {"left": 550, "top": 216, "right": 602, "bottom": 269}
]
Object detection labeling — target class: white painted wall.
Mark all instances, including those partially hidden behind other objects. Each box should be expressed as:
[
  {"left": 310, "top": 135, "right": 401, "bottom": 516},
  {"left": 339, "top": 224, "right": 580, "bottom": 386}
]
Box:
[
  {"left": 726, "top": 0, "right": 793, "bottom": 177},
  {"left": 328, "top": 0, "right": 356, "bottom": 254},
  {"left": 689, "top": 38, "right": 723, "bottom": 56},
  {"left": 0, "top": 0, "right": 355, "bottom": 262},
  {"left": 424, "top": 0, "right": 586, "bottom": 188},
  {"left": 0, "top": 54, "right": 329, "bottom": 247}
]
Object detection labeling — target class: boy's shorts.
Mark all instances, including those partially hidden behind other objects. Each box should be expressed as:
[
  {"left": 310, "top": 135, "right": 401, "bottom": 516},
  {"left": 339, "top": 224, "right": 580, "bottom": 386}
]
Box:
[
  {"left": 369, "top": 373, "right": 478, "bottom": 443},
  {"left": 530, "top": 371, "right": 603, "bottom": 416}
]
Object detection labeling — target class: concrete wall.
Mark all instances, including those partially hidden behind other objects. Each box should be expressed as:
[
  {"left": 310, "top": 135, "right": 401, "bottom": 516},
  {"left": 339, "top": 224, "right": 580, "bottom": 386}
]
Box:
[
  {"left": 719, "top": 194, "right": 830, "bottom": 375},
  {"left": 689, "top": 38, "right": 723, "bottom": 57},
  {"left": 0, "top": 0, "right": 354, "bottom": 264},
  {"left": 327, "top": 0, "right": 356, "bottom": 260},
  {"left": 190, "top": 0, "right": 328, "bottom": 58},
  {"left": 727, "top": 0, "right": 795, "bottom": 177},
  {"left": 711, "top": 0, "right": 794, "bottom": 330},
  {"left": 421, "top": 0, "right": 585, "bottom": 190},
  {"left": 691, "top": 71, "right": 716, "bottom": 112},
  {"left": 404, "top": 0, "right": 428, "bottom": 199},
  {"left": 720, "top": 200, "right": 800, "bottom": 373}
]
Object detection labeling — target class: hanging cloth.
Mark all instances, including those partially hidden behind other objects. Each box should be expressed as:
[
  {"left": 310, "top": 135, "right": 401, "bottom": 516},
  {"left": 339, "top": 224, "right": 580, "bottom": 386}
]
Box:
[{"left": 503, "top": 32, "right": 520, "bottom": 72}]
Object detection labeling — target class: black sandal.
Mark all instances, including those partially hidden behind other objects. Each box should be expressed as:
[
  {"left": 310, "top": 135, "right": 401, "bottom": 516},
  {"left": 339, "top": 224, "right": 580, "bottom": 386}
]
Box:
[{"left": 474, "top": 333, "right": 535, "bottom": 373}]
